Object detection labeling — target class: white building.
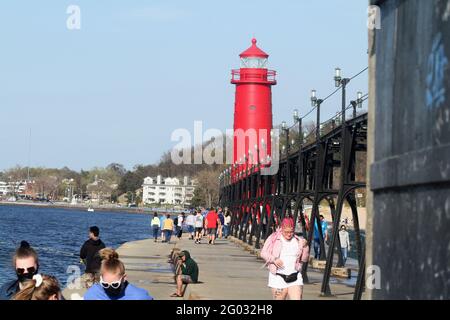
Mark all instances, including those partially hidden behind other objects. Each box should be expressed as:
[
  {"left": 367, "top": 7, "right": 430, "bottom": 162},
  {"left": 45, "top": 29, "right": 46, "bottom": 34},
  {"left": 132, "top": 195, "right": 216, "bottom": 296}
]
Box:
[
  {"left": 142, "top": 175, "right": 196, "bottom": 206},
  {"left": 0, "top": 181, "right": 11, "bottom": 195},
  {"left": 0, "top": 181, "right": 28, "bottom": 196}
]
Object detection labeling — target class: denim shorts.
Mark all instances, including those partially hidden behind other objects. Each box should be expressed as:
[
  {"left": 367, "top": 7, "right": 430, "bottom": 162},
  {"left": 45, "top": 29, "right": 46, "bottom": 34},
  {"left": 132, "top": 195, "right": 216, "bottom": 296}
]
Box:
[{"left": 180, "top": 275, "right": 193, "bottom": 284}]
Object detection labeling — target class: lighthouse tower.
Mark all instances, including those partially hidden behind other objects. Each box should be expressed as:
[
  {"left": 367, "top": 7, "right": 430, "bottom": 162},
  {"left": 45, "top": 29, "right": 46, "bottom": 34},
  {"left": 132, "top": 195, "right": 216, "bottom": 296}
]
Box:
[{"left": 231, "top": 38, "right": 277, "bottom": 178}]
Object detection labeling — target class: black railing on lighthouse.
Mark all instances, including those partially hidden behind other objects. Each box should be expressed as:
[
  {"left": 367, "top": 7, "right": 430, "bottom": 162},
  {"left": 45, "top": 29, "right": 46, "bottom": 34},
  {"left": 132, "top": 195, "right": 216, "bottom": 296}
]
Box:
[{"left": 218, "top": 66, "right": 369, "bottom": 300}]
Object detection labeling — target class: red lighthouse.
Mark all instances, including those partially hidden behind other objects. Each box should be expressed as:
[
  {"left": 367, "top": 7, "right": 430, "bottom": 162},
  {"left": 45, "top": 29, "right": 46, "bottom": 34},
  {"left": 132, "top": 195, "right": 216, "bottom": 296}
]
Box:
[{"left": 231, "top": 38, "right": 277, "bottom": 179}]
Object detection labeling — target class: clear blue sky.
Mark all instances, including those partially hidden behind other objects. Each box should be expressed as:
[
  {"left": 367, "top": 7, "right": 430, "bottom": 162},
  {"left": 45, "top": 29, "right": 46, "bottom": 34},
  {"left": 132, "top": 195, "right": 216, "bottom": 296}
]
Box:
[{"left": 0, "top": 0, "right": 368, "bottom": 171}]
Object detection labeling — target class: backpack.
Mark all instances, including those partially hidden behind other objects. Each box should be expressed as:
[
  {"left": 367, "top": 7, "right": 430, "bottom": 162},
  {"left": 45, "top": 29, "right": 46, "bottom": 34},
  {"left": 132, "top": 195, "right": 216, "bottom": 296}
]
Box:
[{"left": 173, "top": 217, "right": 178, "bottom": 226}]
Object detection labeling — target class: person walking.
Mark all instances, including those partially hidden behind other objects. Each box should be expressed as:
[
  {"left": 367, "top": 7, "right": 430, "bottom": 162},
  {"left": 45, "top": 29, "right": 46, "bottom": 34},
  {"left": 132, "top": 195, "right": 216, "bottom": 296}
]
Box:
[
  {"left": 338, "top": 225, "right": 351, "bottom": 266},
  {"left": 205, "top": 208, "right": 220, "bottom": 245},
  {"left": 304, "top": 213, "right": 310, "bottom": 233},
  {"left": 162, "top": 214, "right": 174, "bottom": 244},
  {"left": 176, "top": 212, "right": 185, "bottom": 240},
  {"left": 159, "top": 214, "right": 167, "bottom": 242},
  {"left": 194, "top": 210, "right": 204, "bottom": 244},
  {"left": 84, "top": 248, "right": 153, "bottom": 300},
  {"left": 80, "top": 226, "right": 106, "bottom": 288},
  {"left": 313, "top": 215, "right": 328, "bottom": 260},
  {"left": 260, "top": 217, "right": 309, "bottom": 300},
  {"left": 223, "top": 211, "right": 231, "bottom": 238},
  {"left": 185, "top": 211, "right": 196, "bottom": 240},
  {"left": 217, "top": 208, "right": 225, "bottom": 239},
  {"left": 201, "top": 207, "right": 208, "bottom": 237},
  {"left": 0, "top": 241, "right": 40, "bottom": 300},
  {"left": 151, "top": 212, "right": 160, "bottom": 242}
]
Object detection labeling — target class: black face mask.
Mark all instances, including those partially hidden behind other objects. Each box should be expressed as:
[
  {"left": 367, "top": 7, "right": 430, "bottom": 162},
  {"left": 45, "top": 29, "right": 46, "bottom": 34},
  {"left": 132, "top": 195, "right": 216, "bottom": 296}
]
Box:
[
  {"left": 104, "top": 281, "right": 128, "bottom": 299},
  {"left": 16, "top": 265, "right": 38, "bottom": 283}
]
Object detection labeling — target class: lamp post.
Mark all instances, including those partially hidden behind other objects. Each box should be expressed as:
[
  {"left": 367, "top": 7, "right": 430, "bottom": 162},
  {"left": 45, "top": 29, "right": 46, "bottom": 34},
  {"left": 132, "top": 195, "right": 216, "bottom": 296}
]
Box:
[
  {"left": 293, "top": 109, "right": 302, "bottom": 146},
  {"left": 334, "top": 67, "right": 351, "bottom": 127},
  {"left": 281, "top": 121, "right": 290, "bottom": 155},
  {"left": 311, "top": 90, "right": 323, "bottom": 140},
  {"left": 357, "top": 91, "right": 363, "bottom": 108},
  {"left": 350, "top": 91, "right": 363, "bottom": 119}
]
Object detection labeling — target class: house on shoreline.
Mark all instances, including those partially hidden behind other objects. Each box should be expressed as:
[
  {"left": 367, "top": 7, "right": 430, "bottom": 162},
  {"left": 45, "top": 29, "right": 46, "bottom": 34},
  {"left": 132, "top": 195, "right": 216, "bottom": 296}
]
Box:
[{"left": 142, "top": 175, "right": 195, "bottom": 206}]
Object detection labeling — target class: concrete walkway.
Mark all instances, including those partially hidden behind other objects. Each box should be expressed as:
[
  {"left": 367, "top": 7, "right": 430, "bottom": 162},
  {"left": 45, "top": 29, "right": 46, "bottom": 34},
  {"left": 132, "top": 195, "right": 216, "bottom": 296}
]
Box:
[{"left": 63, "top": 234, "right": 357, "bottom": 300}]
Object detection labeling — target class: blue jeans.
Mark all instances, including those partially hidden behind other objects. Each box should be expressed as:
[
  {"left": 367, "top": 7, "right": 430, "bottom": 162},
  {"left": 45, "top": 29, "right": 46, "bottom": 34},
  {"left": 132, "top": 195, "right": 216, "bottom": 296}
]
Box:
[
  {"left": 223, "top": 225, "right": 229, "bottom": 238},
  {"left": 313, "top": 239, "right": 321, "bottom": 259},
  {"left": 341, "top": 247, "right": 348, "bottom": 265},
  {"left": 164, "top": 230, "right": 172, "bottom": 243},
  {"left": 152, "top": 225, "right": 159, "bottom": 239}
]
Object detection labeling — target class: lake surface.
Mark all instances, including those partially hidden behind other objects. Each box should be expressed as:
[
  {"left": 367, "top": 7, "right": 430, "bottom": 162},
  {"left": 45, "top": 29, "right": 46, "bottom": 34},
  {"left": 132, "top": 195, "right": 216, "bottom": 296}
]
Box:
[
  {"left": 0, "top": 205, "right": 154, "bottom": 288},
  {"left": 0, "top": 205, "right": 365, "bottom": 289}
]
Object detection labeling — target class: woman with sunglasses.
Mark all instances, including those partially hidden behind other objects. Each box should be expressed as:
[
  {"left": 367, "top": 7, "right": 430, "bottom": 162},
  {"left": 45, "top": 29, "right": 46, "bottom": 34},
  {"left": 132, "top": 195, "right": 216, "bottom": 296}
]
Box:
[
  {"left": 0, "top": 241, "right": 39, "bottom": 300},
  {"left": 83, "top": 248, "right": 153, "bottom": 300},
  {"left": 260, "top": 217, "right": 310, "bottom": 300}
]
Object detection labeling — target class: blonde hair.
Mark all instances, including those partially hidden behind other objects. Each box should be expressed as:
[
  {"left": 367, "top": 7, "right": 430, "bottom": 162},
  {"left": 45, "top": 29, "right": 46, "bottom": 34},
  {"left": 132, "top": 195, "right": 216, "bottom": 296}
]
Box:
[
  {"left": 13, "top": 275, "right": 60, "bottom": 300},
  {"left": 99, "top": 248, "right": 125, "bottom": 276}
]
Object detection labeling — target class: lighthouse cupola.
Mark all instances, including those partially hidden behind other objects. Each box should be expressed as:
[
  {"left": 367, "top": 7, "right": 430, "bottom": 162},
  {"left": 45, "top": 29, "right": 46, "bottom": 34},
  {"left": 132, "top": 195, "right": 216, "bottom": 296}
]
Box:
[{"left": 239, "top": 38, "right": 269, "bottom": 68}]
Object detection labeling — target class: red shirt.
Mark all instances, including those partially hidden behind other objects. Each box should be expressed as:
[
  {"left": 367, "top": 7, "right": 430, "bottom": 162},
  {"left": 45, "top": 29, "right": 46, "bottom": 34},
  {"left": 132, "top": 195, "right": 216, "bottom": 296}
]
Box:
[{"left": 206, "top": 211, "right": 218, "bottom": 228}]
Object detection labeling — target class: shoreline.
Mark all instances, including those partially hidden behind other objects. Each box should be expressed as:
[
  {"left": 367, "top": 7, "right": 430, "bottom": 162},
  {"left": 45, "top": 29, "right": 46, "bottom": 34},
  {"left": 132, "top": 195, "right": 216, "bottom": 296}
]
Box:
[{"left": 0, "top": 201, "right": 174, "bottom": 215}]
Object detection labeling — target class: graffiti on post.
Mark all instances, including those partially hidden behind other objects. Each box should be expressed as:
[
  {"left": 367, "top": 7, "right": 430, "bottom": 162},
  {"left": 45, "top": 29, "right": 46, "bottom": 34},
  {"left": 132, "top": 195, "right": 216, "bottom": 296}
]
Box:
[{"left": 426, "top": 33, "right": 448, "bottom": 110}]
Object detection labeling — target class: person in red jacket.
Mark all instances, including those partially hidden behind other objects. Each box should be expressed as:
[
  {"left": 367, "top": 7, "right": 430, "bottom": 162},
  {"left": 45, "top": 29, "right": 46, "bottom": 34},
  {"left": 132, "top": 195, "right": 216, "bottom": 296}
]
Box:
[{"left": 205, "top": 209, "right": 220, "bottom": 245}]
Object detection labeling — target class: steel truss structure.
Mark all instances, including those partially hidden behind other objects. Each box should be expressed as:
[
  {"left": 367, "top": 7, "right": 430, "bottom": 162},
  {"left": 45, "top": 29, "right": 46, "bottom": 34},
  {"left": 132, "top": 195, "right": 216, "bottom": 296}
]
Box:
[{"left": 219, "top": 112, "right": 368, "bottom": 299}]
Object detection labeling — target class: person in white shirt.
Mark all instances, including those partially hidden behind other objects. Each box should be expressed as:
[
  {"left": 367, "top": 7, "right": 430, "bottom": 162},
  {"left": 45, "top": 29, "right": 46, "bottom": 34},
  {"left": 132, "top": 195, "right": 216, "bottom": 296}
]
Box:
[
  {"left": 176, "top": 213, "right": 184, "bottom": 239},
  {"left": 185, "top": 212, "right": 196, "bottom": 240},
  {"left": 223, "top": 212, "right": 232, "bottom": 238},
  {"left": 194, "top": 210, "right": 204, "bottom": 244},
  {"left": 338, "top": 225, "right": 351, "bottom": 265},
  {"left": 151, "top": 212, "right": 160, "bottom": 242}
]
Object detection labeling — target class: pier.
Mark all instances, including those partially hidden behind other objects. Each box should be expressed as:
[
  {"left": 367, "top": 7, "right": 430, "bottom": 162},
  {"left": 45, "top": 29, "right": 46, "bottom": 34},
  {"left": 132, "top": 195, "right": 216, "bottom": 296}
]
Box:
[{"left": 63, "top": 233, "right": 360, "bottom": 300}]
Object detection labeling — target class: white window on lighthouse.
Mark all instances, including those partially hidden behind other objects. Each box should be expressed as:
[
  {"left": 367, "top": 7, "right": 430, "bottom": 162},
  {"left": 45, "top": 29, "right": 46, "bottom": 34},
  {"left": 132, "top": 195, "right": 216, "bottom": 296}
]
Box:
[{"left": 240, "top": 57, "right": 268, "bottom": 69}]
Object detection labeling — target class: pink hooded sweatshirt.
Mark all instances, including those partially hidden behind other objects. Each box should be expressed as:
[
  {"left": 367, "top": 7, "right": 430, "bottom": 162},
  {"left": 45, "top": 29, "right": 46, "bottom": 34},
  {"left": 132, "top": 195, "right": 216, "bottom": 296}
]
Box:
[{"left": 260, "top": 229, "right": 310, "bottom": 275}]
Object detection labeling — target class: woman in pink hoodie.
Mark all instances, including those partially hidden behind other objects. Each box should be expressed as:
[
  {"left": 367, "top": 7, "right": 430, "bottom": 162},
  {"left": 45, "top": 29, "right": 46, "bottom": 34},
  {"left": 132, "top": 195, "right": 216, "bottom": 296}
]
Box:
[{"left": 260, "top": 217, "right": 310, "bottom": 300}]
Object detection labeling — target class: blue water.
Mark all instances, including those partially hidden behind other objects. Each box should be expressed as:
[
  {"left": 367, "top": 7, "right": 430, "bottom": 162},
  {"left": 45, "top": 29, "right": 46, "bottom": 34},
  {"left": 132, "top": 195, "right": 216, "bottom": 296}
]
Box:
[{"left": 0, "top": 205, "right": 154, "bottom": 287}]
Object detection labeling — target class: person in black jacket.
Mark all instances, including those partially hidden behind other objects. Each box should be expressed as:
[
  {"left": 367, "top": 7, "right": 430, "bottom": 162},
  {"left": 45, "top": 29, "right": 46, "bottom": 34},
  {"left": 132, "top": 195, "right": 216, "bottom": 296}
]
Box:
[
  {"left": 80, "top": 226, "right": 105, "bottom": 288},
  {"left": 0, "top": 241, "right": 40, "bottom": 300}
]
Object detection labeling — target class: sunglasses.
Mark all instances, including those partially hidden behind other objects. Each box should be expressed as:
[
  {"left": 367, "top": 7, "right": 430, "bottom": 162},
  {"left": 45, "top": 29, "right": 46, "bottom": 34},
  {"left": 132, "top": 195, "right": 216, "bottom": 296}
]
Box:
[
  {"left": 100, "top": 276, "right": 124, "bottom": 289},
  {"left": 16, "top": 266, "right": 36, "bottom": 275}
]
